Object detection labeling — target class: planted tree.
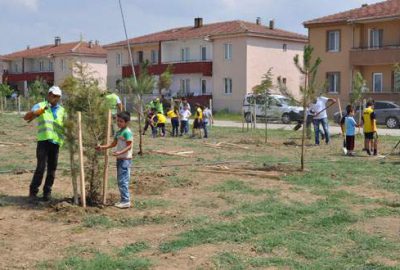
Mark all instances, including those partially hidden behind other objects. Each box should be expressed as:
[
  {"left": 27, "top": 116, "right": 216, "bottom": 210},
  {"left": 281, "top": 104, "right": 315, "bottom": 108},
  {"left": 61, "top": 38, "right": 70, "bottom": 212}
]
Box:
[
  {"left": 351, "top": 71, "right": 367, "bottom": 133},
  {"left": 294, "top": 45, "right": 322, "bottom": 171},
  {"left": 123, "top": 63, "right": 156, "bottom": 155},
  {"left": 61, "top": 63, "right": 108, "bottom": 205},
  {"left": 252, "top": 68, "right": 273, "bottom": 143}
]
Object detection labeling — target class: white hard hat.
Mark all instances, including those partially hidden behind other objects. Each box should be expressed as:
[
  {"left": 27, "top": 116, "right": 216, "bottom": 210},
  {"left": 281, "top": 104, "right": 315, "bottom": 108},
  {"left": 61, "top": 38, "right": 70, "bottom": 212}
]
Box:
[{"left": 48, "top": 86, "right": 62, "bottom": 97}]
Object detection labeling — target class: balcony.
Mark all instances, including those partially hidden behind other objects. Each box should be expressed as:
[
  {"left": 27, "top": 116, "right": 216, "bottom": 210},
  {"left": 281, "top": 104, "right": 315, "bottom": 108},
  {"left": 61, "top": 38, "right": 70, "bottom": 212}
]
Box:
[
  {"left": 122, "top": 61, "right": 212, "bottom": 78},
  {"left": 3, "top": 71, "right": 54, "bottom": 83},
  {"left": 350, "top": 46, "right": 400, "bottom": 66}
]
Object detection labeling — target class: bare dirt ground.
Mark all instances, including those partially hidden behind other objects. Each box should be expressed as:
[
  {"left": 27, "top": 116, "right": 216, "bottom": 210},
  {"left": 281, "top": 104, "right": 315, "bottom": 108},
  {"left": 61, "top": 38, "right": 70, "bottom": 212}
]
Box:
[{"left": 1, "top": 114, "right": 400, "bottom": 269}]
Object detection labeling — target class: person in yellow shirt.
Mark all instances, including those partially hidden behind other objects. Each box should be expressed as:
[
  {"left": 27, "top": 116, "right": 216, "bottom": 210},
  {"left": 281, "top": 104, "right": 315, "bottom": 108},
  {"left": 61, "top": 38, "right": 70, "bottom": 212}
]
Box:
[
  {"left": 151, "top": 110, "right": 167, "bottom": 137},
  {"left": 167, "top": 106, "right": 180, "bottom": 137},
  {"left": 362, "top": 101, "right": 378, "bottom": 156},
  {"left": 192, "top": 103, "right": 203, "bottom": 138}
]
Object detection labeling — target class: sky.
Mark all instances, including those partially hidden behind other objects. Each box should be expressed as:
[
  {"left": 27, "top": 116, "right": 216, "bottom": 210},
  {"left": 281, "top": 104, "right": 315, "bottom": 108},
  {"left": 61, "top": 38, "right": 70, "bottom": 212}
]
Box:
[{"left": 0, "top": 0, "right": 382, "bottom": 55}]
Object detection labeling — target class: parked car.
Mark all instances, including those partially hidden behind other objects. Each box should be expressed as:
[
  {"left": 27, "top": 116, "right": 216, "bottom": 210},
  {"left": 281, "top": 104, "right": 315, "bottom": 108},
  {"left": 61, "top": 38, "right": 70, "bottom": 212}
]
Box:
[
  {"left": 243, "top": 94, "right": 303, "bottom": 124},
  {"left": 333, "top": 100, "right": 400, "bottom": 129}
]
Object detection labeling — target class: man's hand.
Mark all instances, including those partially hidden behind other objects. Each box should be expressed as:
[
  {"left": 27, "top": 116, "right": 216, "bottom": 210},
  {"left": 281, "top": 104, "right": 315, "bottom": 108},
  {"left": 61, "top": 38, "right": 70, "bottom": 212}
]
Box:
[{"left": 112, "top": 151, "right": 121, "bottom": 156}]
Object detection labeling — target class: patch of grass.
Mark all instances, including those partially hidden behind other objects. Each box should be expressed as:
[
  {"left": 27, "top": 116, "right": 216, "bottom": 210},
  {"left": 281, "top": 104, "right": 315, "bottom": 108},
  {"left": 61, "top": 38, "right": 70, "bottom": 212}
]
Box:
[
  {"left": 217, "top": 193, "right": 237, "bottom": 205},
  {"left": 211, "top": 179, "right": 269, "bottom": 196},
  {"left": 82, "top": 214, "right": 169, "bottom": 229},
  {"left": 213, "top": 252, "right": 246, "bottom": 270},
  {"left": 135, "top": 199, "right": 171, "bottom": 210},
  {"left": 82, "top": 215, "right": 114, "bottom": 228},
  {"left": 38, "top": 253, "right": 151, "bottom": 270},
  {"left": 166, "top": 175, "right": 193, "bottom": 188},
  {"left": 118, "top": 241, "right": 150, "bottom": 257}
]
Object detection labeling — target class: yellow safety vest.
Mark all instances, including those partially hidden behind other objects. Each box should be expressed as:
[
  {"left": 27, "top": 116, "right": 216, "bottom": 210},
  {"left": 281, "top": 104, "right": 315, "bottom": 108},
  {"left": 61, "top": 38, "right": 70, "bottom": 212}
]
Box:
[{"left": 36, "top": 101, "right": 65, "bottom": 146}]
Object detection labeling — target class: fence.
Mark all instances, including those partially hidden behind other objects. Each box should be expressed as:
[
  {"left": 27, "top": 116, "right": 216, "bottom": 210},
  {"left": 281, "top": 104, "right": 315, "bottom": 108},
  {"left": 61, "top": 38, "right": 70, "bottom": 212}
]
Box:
[{"left": 0, "top": 96, "right": 37, "bottom": 114}]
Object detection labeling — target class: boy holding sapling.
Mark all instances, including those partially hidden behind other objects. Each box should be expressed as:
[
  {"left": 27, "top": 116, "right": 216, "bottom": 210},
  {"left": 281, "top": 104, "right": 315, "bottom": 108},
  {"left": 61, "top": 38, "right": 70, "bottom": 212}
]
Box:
[{"left": 96, "top": 111, "right": 133, "bottom": 208}]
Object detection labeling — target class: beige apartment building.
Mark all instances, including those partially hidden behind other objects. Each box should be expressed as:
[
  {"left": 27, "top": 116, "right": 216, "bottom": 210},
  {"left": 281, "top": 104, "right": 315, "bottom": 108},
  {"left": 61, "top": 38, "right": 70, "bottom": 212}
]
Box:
[
  {"left": 304, "top": 0, "right": 400, "bottom": 106},
  {"left": 2, "top": 37, "right": 107, "bottom": 94},
  {"left": 105, "top": 18, "right": 307, "bottom": 112}
]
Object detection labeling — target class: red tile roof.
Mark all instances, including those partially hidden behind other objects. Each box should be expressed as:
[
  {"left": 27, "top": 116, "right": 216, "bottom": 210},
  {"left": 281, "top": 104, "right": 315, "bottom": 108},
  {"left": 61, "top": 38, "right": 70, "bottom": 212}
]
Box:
[
  {"left": 4, "top": 41, "right": 107, "bottom": 60},
  {"left": 304, "top": 0, "right": 400, "bottom": 26},
  {"left": 104, "top": 20, "right": 307, "bottom": 48}
]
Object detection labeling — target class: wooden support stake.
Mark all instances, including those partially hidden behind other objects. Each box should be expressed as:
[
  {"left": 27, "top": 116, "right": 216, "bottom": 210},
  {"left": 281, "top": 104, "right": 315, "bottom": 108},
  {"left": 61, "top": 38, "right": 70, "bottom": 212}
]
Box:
[
  {"left": 77, "top": 112, "right": 86, "bottom": 208},
  {"left": 0, "top": 96, "right": 3, "bottom": 113},
  {"left": 123, "top": 96, "right": 127, "bottom": 111},
  {"left": 102, "top": 110, "right": 112, "bottom": 205},
  {"left": 241, "top": 106, "right": 244, "bottom": 132}
]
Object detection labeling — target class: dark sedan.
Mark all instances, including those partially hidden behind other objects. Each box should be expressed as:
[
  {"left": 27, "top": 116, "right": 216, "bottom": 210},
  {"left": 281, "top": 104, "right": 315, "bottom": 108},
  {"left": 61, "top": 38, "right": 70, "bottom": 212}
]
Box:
[{"left": 333, "top": 101, "right": 400, "bottom": 129}]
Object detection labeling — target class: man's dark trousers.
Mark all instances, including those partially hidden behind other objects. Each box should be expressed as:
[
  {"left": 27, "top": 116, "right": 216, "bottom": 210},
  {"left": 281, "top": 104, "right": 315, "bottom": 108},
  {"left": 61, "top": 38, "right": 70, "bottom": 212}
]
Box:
[{"left": 30, "top": 140, "right": 59, "bottom": 196}]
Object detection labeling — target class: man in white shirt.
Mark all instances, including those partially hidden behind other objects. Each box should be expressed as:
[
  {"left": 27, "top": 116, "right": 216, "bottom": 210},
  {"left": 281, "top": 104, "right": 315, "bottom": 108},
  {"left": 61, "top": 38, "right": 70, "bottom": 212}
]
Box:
[{"left": 310, "top": 95, "right": 336, "bottom": 145}]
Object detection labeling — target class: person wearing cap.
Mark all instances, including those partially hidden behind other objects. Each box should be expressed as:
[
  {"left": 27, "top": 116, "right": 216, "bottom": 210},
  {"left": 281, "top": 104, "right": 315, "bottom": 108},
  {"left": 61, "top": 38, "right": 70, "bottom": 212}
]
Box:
[{"left": 23, "top": 86, "right": 66, "bottom": 201}]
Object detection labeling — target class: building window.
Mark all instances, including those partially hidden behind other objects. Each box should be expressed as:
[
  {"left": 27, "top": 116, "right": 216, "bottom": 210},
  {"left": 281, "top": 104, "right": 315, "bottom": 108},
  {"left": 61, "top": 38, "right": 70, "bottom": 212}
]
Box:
[
  {"left": 373, "top": 73, "right": 383, "bottom": 92},
  {"left": 282, "top": 78, "right": 287, "bottom": 86},
  {"left": 326, "top": 72, "right": 340, "bottom": 93},
  {"left": 39, "top": 61, "right": 44, "bottom": 72},
  {"left": 201, "top": 46, "right": 207, "bottom": 61},
  {"left": 151, "top": 50, "right": 158, "bottom": 64},
  {"left": 49, "top": 61, "right": 53, "bottom": 71},
  {"left": 137, "top": 51, "right": 144, "bottom": 63},
  {"left": 327, "top": 30, "right": 340, "bottom": 52},
  {"left": 14, "top": 64, "right": 19, "bottom": 73},
  {"left": 180, "top": 79, "right": 191, "bottom": 94},
  {"left": 181, "top": 48, "right": 190, "bottom": 62},
  {"left": 224, "top": 78, "right": 232, "bottom": 94},
  {"left": 201, "top": 79, "right": 207, "bottom": 94},
  {"left": 116, "top": 53, "right": 122, "bottom": 67},
  {"left": 369, "top": 29, "right": 383, "bottom": 48},
  {"left": 224, "top": 44, "right": 232, "bottom": 60},
  {"left": 283, "top": 44, "right": 287, "bottom": 52},
  {"left": 60, "top": 59, "right": 65, "bottom": 71},
  {"left": 393, "top": 70, "right": 400, "bottom": 92}
]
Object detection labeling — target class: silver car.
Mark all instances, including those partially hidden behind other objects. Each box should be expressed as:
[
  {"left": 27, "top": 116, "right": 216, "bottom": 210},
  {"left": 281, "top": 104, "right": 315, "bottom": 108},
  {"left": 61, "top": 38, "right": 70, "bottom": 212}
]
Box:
[
  {"left": 243, "top": 94, "right": 303, "bottom": 124},
  {"left": 333, "top": 100, "right": 400, "bottom": 129}
]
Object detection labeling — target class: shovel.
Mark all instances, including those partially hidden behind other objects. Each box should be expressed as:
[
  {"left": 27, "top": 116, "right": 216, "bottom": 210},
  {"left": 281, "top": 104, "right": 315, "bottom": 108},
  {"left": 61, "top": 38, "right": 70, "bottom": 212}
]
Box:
[{"left": 293, "top": 102, "right": 336, "bottom": 131}]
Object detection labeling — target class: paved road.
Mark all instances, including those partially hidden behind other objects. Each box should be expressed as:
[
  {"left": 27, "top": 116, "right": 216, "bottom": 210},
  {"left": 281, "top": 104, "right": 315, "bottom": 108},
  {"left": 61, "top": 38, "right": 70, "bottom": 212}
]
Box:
[{"left": 212, "top": 120, "right": 400, "bottom": 137}]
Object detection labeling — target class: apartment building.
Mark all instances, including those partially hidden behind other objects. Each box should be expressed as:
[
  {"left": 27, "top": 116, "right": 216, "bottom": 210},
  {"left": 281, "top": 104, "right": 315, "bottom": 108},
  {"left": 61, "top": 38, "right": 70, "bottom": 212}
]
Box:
[
  {"left": 304, "top": 0, "right": 400, "bottom": 105},
  {"left": 105, "top": 18, "right": 307, "bottom": 112},
  {"left": 2, "top": 37, "right": 107, "bottom": 94}
]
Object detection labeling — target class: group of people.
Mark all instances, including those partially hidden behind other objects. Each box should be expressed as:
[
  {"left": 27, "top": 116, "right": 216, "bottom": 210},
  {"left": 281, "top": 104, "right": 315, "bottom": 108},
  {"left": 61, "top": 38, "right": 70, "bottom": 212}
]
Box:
[
  {"left": 23, "top": 86, "right": 382, "bottom": 209},
  {"left": 340, "top": 101, "right": 378, "bottom": 156},
  {"left": 305, "top": 94, "right": 379, "bottom": 157},
  {"left": 142, "top": 97, "right": 214, "bottom": 139}
]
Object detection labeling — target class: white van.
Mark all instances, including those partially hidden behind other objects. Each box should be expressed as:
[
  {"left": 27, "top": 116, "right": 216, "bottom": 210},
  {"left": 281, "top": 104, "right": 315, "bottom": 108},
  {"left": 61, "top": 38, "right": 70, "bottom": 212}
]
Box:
[{"left": 242, "top": 94, "right": 303, "bottom": 124}]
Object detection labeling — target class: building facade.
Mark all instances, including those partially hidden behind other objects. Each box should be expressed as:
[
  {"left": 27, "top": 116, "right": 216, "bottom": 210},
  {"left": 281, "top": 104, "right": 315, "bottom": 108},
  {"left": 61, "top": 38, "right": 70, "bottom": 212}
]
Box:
[
  {"left": 0, "top": 56, "right": 9, "bottom": 84},
  {"left": 2, "top": 38, "right": 107, "bottom": 94},
  {"left": 304, "top": 0, "right": 400, "bottom": 106},
  {"left": 105, "top": 19, "right": 307, "bottom": 112}
]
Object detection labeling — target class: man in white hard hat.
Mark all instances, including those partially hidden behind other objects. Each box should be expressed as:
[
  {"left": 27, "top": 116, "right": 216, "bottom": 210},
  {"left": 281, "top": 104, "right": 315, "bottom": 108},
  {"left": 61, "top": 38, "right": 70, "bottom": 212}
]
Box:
[{"left": 24, "top": 86, "right": 66, "bottom": 201}]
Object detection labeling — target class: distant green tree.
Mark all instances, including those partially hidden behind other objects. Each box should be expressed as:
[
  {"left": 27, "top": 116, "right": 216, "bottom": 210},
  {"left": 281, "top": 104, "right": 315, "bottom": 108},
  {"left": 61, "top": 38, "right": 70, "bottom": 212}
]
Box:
[
  {"left": 29, "top": 79, "right": 49, "bottom": 103},
  {"left": 252, "top": 67, "right": 273, "bottom": 143},
  {"left": 157, "top": 65, "right": 173, "bottom": 97}
]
